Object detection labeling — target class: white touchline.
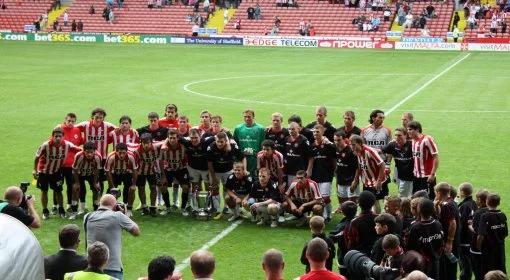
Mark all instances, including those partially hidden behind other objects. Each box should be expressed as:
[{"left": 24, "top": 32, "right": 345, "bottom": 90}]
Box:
[
  {"left": 174, "top": 219, "right": 243, "bottom": 272},
  {"left": 174, "top": 54, "right": 472, "bottom": 272},
  {"left": 385, "top": 53, "right": 471, "bottom": 116}
]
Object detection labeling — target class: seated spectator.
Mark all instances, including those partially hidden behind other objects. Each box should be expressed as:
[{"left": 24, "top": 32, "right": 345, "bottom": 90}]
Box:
[
  {"left": 363, "top": 19, "right": 372, "bottom": 31},
  {"left": 44, "top": 224, "right": 87, "bottom": 280},
  {"left": 191, "top": 23, "right": 199, "bottom": 36},
  {"left": 102, "top": 6, "right": 110, "bottom": 20},
  {"left": 426, "top": 2, "right": 435, "bottom": 18},
  {"left": 418, "top": 15, "right": 427, "bottom": 29},
  {"left": 89, "top": 5, "right": 95, "bottom": 14},
  {"left": 186, "top": 13, "right": 193, "bottom": 22},
  {"left": 383, "top": 6, "right": 391, "bottom": 21},
  {"left": 106, "top": 0, "right": 114, "bottom": 7},
  {"left": 53, "top": 20, "right": 59, "bottom": 31},
  {"left": 297, "top": 238, "right": 347, "bottom": 280},
  {"left": 64, "top": 241, "right": 112, "bottom": 280},
  {"left": 71, "top": 19, "right": 77, "bottom": 32},
  {"left": 274, "top": 16, "right": 281, "bottom": 27},
  {"left": 490, "top": 18, "right": 498, "bottom": 35},
  {"left": 190, "top": 250, "right": 215, "bottom": 280},
  {"left": 271, "top": 24, "right": 279, "bottom": 35},
  {"left": 308, "top": 24, "right": 315, "bottom": 36},
  {"left": 502, "top": 21, "right": 507, "bottom": 34},
  {"left": 1, "top": 0, "right": 6, "bottom": 10},
  {"left": 247, "top": 6, "right": 255, "bottom": 19},
  {"left": 109, "top": 9, "right": 115, "bottom": 24},
  {"left": 234, "top": 17, "right": 241, "bottom": 30},
  {"left": 77, "top": 19, "right": 83, "bottom": 32},
  {"left": 452, "top": 26, "right": 460, "bottom": 42},
  {"left": 397, "top": 6, "right": 406, "bottom": 26},
  {"left": 262, "top": 249, "right": 285, "bottom": 280},
  {"left": 203, "top": 0, "right": 210, "bottom": 12},
  {"left": 404, "top": 13, "right": 413, "bottom": 28},
  {"left": 468, "top": 14, "right": 477, "bottom": 30},
  {"left": 371, "top": 16, "right": 380, "bottom": 31},
  {"left": 298, "top": 18, "right": 306, "bottom": 35},
  {"left": 301, "top": 216, "right": 335, "bottom": 272}
]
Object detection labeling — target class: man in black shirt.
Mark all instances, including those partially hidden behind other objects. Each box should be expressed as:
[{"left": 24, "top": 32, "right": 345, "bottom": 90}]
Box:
[
  {"left": 478, "top": 193, "right": 507, "bottom": 276},
  {"left": 407, "top": 198, "right": 444, "bottom": 280},
  {"left": 265, "top": 112, "right": 289, "bottom": 156},
  {"left": 243, "top": 168, "right": 282, "bottom": 228},
  {"left": 435, "top": 182, "right": 460, "bottom": 280},
  {"left": 348, "top": 191, "right": 378, "bottom": 255},
  {"left": 284, "top": 122, "right": 312, "bottom": 186},
  {"left": 288, "top": 114, "right": 314, "bottom": 143},
  {"left": 0, "top": 186, "right": 41, "bottom": 229},
  {"left": 336, "top": 111, "right": 361, "bottom": 139},
  {"left": 207, "top": 132, "right": 245, "bottom": 214},
  {"left": 457, "top": 182, "right": 477, "bottom": 280},
  {"left": 309, "top": 124, "right": 336, "bottom": 222},
  {"left": 471, "top": 189, "right": 490, "bottom": 280},
  {"left": 225, "top": 162, "right": 253, "bottom": 222},
  {"left": 305, "top": 106, "right": 336, "bottom": 142},
  {"left": 382, "top": 127, "right": 414, "bottom": 198},
  {"left": 136, "top": 112, "right": 169, "bottom": 142},
  {"left": 334, "top": 130, "right": 359, "bottom": 208}
]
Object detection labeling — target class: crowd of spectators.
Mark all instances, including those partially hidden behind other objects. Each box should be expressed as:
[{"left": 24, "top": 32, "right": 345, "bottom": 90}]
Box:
[
  {"left": 298, "top": 18, "right": 316, "bottom": 35},
  {"left": 464, "top": 0, "right": 508, "bottom": 37},
  {"left": 352, "top": 13, "right": 381, "bottom": 31}
]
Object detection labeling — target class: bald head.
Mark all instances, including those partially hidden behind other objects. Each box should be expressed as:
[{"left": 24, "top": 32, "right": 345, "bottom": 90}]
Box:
[
  {"left": 99, "top": 194, "right": 117, "bottom": 208},
  {"left": 4, "top": 186, "right": 23, "bottom": 205},
  {"left": 190, "top": 250, "right": 215, "bottom": 278},
  {"left": 405, "top": 270, "right": 428, "bottom": 280},
  {"left": 262, "top": 249, "right": 284, "bottom": 272}
]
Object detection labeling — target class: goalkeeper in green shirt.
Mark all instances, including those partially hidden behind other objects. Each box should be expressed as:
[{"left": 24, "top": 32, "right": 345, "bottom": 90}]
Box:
[{"left": 233, "top": 109, "right": 265, "bottom": 178}]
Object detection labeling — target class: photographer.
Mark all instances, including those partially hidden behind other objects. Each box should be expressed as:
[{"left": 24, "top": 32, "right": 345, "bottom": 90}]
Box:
[
  {"left": 0, "top": 186, "right": 40, "bottom": 228},
  {"left": 84, "top": 194, "right": 140, "bottom": 280}
]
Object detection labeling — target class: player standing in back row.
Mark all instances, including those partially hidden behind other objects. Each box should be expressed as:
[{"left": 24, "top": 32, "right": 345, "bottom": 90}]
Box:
[{"left": 234, "top": 109, "right": 265, "bottom": 178}]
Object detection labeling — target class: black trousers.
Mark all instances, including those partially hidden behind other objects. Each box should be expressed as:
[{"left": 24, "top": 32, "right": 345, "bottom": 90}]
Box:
[{"left": 459, "top": 245, "right": 472, "bottom": 280}]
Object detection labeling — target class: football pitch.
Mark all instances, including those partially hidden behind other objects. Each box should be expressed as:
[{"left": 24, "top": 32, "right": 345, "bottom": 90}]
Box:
[{"left": 0, "top": 41, "right": 509, "bottom": 279}]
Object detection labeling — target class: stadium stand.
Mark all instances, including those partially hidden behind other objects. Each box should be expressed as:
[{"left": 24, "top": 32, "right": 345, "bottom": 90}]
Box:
[
  {"left": 54, "top": 0, "right": 209, "bottom": 34},
  {"left": 0, "top": 0, "right": 54, "bottom": 32},
  {"left": 399, "top": 2, "right": 454, "bottom": 38},
  {"left": 462, "top": 8, "right": 509, "bottom": 40},
  {"left": 222, "top": 0, "right": 393, "bottom": 36}
]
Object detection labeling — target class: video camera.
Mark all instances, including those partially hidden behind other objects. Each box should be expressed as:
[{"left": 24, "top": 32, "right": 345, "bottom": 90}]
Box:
[
  {"left": 344, "top": 250, "right": 400, "bottom": 280},
  {"left": 19, "top": 181, "right": 32, "bottom": 213},
  {"left": 108, "top": 188, "right": 126, "bottom": 213}
]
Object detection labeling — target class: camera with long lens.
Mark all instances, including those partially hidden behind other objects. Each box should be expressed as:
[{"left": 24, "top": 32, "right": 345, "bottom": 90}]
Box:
[
  {"left": 344, "top": 250, "right": 400, "bottom": 280},
  {"left": 19, "top": 181, "right": 32, "bottom": 213},
  {"left": 108, "top": 188, "right": 126, "bottom": 213}
]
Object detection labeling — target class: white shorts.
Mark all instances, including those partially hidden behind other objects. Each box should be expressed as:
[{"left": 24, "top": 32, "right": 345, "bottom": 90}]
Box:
[
  {"left": 318, "top": 182, "right": 332, "bottom": 197},
  {"left": 396, "top": 178, "right": 413, "bottom": 198},
  {"left": 337, "top": 184, "right": 361, "bottom": 198},
  {"left": 214, "top": 170, "right": 233, "bottom": 186},
  {"left": 187, "top": 166, "right": 209, "bottom": 184}
]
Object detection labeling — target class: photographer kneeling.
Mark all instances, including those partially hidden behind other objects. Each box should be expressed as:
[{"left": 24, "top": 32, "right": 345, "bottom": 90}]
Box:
[
  {"left": 0, "top": 186, "right": 41, "bottom": 229},
  {"left": 84, "top": 194, "right": 140, "bottom": 280}
]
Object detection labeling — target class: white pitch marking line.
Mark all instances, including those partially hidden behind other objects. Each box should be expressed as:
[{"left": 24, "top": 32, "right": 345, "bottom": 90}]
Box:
[
  {"left": 385, "top": 53, "right": 471, "bottom": 116},
  {"left": 182, "top": 73, "right": 421, "bottom": 109},
  {"left": 174, "top": 219, "right": 243, "bottom": 272},
  {"left": 396, "top": 109, "right": 510, "bottom": 113}
]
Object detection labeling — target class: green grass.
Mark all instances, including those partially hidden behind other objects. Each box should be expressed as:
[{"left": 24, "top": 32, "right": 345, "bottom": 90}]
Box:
[{"left": 0, "top": 41, "right": 509, "bottom": 279}]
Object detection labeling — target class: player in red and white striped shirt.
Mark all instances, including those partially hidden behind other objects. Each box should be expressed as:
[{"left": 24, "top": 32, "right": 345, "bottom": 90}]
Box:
[
  {"left": 70, "top": 141, "right": 102, "bottom": 218},
  {"left": 105, "top": 143, "right": 138, "bottom": 216},
  {"left": 132, "top": 133, "right": 162, "bottom": 216},
  {"left": 257, "top": 140, "right": 285, "bottom": 190},
  {"left": 159, "top": 129, "right": 191, "bottom": 216},
  {"left": 350, "top": 135, "right": 386, "bottom": 213},
  {"left": 283, "top": 170, "right": 323, "bottom": 226},
  {"left": 109, "top": 115, "right": 140, "bottom": 148},
  {"left": 33, "top": 127, "right": 81, "bottom": 219},
  {"left": 407, "top": 121, "right": 439, "bottom": 199}
]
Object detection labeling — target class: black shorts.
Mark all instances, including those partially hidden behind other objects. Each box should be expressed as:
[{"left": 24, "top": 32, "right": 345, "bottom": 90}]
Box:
[
  {"left": 363, "top": 177, "right": 390, "bottom": 200},
  {"left": 112, "top": 173, "right": 133, "bottom": 188},
  {"left": 413, "top": 177, "right": 436, "bottom": 199},
  {"left": 98, "top": 160, "right": 106, "bottom": 182},
  {"left": 37, "top": 172, "right": 64, "bottom": 192},
  {"left": 136, "top": 174, "right": 158, "bottom": 187},
  {"left": 62, "top": 167, "right": 74, "bottom": 188},
  {"left": 79, "top": 175, "right": 96, "bottom": 191},
  {"left": 165, "top": 169, "right": 189, "bottom": 185}
]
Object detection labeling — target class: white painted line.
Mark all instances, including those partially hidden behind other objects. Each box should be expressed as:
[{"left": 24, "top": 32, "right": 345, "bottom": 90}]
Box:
[
  {"left": 182, "top": 73, "right": 421, "bottom": 109},
  {"left": 396, "top": 109, "right": 510, "bottom": 114},
  {"left": 385, "top": 53, "right": 471, "bottom": 116},
  {"left": 174, "top": 219, "right": 243, "bottom": 272}
]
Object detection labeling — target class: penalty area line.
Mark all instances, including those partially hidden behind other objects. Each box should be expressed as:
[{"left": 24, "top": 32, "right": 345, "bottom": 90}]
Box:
[{"left": 174, "top": 219, "right": 243, "bottom": 272}]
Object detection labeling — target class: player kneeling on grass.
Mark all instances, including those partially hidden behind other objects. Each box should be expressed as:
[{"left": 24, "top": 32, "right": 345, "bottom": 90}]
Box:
[
  {"left": 133, "top": 133, "right": 161, "bottom": 217},
  {"left": 243, "top": 168, "right": 282, "bottom": 228},
  {"left": 105, "top": 143, "right": 138, "bottom": 217},
  {"left": 70, "top": 141, "right": 102, "bottom": 220},
  {"left": 34, "top": 127, "right": 81, "bottom": 219},
  {"left": 283, "top": 170, "right": 323, "bottom": 227},
  {"left": 225, "top": 162, "right": 253, "bottom": 222}
]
